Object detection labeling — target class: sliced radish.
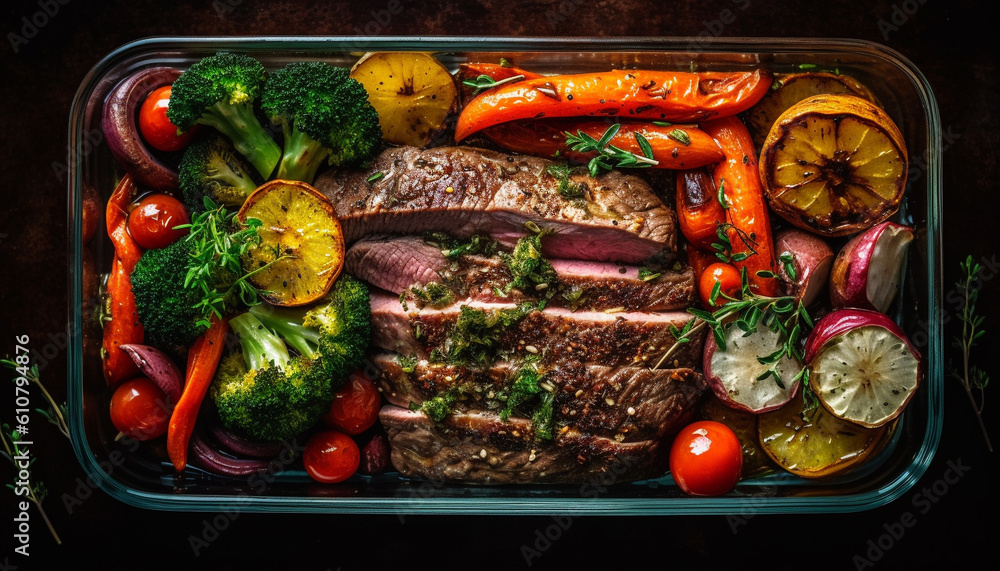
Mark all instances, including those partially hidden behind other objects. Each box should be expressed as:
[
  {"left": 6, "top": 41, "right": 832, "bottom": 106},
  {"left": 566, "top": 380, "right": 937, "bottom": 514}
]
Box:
[
  {"left": 774, "top": 228, "right": 834, "bottom": 307},
  {"left": 703, "top": 320, "right": 802, "bottom": 414},
  {"left": 829, "top": 221, "right": 914, "bottom": 312},
  {"left": 805, "top": 308, "right": 921, "bottom": 428}
]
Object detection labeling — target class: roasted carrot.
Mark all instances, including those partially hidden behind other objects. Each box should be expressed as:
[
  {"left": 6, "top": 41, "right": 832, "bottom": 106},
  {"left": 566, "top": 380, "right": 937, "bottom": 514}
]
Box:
[
  {"left": 676, "top": 167, "right": 728, "bottom": 250},
  {"left": 167, "top": 316, "right": 229, "bottom": 471},
  {"left": 455, "top": 68, "right": 772, "bottom": 141},
  {"left": 702, "top": 116, "right": 781, "bottom": 297},
  {"left": 482, "top": 119, "right": 724, "bottom": 170},
  {"left": 101, "top": 254, "right": 144, "bottom": 387}
]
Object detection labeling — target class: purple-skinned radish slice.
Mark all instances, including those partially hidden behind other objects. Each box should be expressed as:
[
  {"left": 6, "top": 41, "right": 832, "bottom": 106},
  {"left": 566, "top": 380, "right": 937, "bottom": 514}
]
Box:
[
  {"left": 774, "top": 228, "right": 834, "bottom": 308},
  {"left": 829, "top": 222, "right": 914, "bottom": 312},
  {"left": 805, "top": 308, "right": 921, "bottom": 428},
  {"left": 703, "top": 319, "right": 802, "bottom": 414}
]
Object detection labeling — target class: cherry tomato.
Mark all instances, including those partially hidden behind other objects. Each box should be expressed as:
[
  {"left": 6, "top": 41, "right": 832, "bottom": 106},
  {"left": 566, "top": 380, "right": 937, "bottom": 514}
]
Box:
[
  {"left": 322, "top": 372, "right": 381, "bottom": 435},
  {"left": 139, "top": 85, "right": 199, "bottom": 152},
  {"left": 698, "top": 262, "right": 743, "bottom": 309},
  {"left": 109, "top": 377, "right": 171, "bottom": 441},
  {"left": 303, "top": 430, "right": 360, "bottom": 484},
  {"left": 669, "top": 420, "right": 743, "bottom": 496},
  {"left": 127, "top": 193, "right": 190, "bottom": 249}
]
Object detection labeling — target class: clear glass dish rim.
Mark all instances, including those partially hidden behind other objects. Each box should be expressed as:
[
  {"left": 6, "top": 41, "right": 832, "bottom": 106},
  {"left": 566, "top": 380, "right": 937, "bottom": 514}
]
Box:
[{"left": 67, "top": 35, "right": 944, "bottom": 515}]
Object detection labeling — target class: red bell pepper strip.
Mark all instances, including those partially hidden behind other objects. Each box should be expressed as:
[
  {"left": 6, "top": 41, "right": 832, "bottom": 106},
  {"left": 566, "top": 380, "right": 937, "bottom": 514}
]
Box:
[
  {"left": 102, "top": 174, "right": 145, "bottom": 387},
  {"left": 702, "top": 116, "right": 781, "bottom": 297},
  {"left": 455, "top": 68, "right": 772, "bottom": 141},
  {"left": 105, "top": 173, "right": 142, "bottom": 274},
  {"left": 167, "top": 316, "right": 229, "bottom": 471},
  {"left": 102, "top": 254, "right": 144, "bottom": 387},
  {"left": 483, "top": 119, "right": 724, "bottom": 170}
]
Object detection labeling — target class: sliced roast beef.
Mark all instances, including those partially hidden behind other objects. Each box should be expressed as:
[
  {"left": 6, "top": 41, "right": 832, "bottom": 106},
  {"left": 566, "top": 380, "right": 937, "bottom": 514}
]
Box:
[
  {"left": 379, "top": 405, "right": 670, "bottom": 484},
  {"left": 368, "top": 291, "right": 703, "bottom": 369},
  {"left": 314, "top": 145, "right": 677, "bottom": 264},
  {"left": 345, "top": 235, "right": 695, "bottom": 311},
  {"left": 370, "top": 350, "right": 705, "bottom": 442}
]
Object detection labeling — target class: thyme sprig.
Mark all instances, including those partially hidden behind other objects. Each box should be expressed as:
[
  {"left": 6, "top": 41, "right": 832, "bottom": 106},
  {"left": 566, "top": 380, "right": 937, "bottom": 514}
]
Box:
[
  {"left": 2, "top": 424, "right": 61, "bottom": 544},
  {"left": 656, "top": 268, "right": 814, "bottom": 399},
  {"left": 175, "top": 198, "right": 289, "bottom": 329},
  {"left": 462, "top": 73, "right": 526, "bottom": 95},
  {"left": 1, "top": 360, "right": 69, "bottom": 438},
  {"left": 710, "top": 222, "right": 758, "bottom": 264},
  {"left": 564, "top": 123, "right": 659, "bottom": 177},
  {"left": 950, "top": 255, "right": 993, "bottom": 451}
]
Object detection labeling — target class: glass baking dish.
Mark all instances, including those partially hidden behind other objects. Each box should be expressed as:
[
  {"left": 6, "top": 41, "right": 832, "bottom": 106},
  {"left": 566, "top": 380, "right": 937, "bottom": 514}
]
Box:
[{"left": 67, "top": 36, "right": 943, "bottom": 514}]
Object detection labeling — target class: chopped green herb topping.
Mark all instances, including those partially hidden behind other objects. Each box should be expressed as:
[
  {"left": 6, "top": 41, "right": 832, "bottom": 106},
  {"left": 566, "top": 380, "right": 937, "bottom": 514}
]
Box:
[
  {"left": 431, "top": 303, "right": 534, "bottom": 366},
  {"left": 423, "top": 232, "right": 499, "bottom": 259},
  {"left": 500, "top": 229, "right": 557, "bottom": 296},
  {"left": 546, "top": 164, "right": 587, "bottom": 200},
  {"left": 408, "top": 282, "right": 456, "bottom": 309},
  {"left": 396, "top": 354, "right": 418, "bottom": 374},
  {"left": 410, "top": 390, "right": 459, "bottom": 422},
  {"left": 499, "top": 361, "right": 555, "bottom": 441}
]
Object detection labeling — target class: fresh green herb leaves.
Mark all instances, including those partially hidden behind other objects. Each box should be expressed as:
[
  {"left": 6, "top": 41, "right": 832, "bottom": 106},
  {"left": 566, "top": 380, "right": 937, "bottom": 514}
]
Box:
[
  {"left": 637, "top": 268, "right": 662, "bottom": 282},
  {"left": 710, "top": 222, "right": 757, "bottom": 264},
  {"left": 668, "top": 129, "right": 692, "bottom": 146},
  {"left": 1, "top": 360, "right": 69, "bottom": 438},
  {"left": 462, "top": 73, "right": 526, "bottom": 95},
  {"left": 500, "top": 227, "right": 557, "bottom": 297},
  {"left": 1, "top": 424, "right": 61, "bottom": 545},
  {"left": 396, "top": 354, "right": 418, "bottom": 374},
  {"left": 716, "top": 178, "right": 730, "bottom": 210},
  {"left": 546, "top": 164, "right": 587, "bottom": 200},
  {"left": 407, "top": 282, "right": 457, "bottom": 309},
  {"left": 500, "top": 361, "right": 555, "bottom": 441},
  {"left": 659, "top": 268, "right": 814, "bottom": 397},
  {"left": 779, "top": 252, "right": 797, "bottom": 282},
  {"left": 423, "top": 232, "right": 499, "bottom": 259},
  {"left": 950, "top": 255, "right": 993, "bottom": 451},
  {"left": 175, "top": 197, "right": 273, "bottom": 329},
  {"left": 430, "top": 303, "right": 534, "bottom": 366},
  {"left": 564, "top": 123, "right": 659, "bottom": 177},
  {"left": 410, "top": 391, "right": 460, "bottom": 422}
]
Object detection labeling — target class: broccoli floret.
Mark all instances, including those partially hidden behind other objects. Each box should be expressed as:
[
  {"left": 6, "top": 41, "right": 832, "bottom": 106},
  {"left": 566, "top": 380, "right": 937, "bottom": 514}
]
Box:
[
  {"left": 248, "top": 275, "right": 371, "bottom": 390},
  {"left": 129, "top": 239, "right": 212, "bottom": 355},
  {"left": 261, "top": 61, "right": 382, "bottom": 183},
  {"left": 129, "top": 204, "right": 248, "bottom": 356},
  {"left": 178, "top": 134, "right": 261, "bottom": 212},
  {"left": 211, "top": 312, "right": 333, "bottom": 442},
  {"left": 167, "top": 52, "right": 281, "bottom": 180}
]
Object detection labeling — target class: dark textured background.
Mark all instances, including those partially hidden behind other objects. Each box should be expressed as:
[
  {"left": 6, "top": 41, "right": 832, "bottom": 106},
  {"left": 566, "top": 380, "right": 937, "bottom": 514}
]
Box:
[{"left": 1, "top": 0, "right": 998, "bottom": 569}]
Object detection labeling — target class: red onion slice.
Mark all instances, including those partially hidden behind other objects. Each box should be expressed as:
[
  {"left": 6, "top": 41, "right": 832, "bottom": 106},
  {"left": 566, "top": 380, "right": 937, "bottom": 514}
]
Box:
[{"left": 101, "top": 67, "right": 182, "bottom": 190}]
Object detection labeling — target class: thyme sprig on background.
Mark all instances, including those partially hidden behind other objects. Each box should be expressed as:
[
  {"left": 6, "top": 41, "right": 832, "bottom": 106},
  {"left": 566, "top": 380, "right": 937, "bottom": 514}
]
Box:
[{"left": 950, "top": 255, "right": 993, "bottom": 451}]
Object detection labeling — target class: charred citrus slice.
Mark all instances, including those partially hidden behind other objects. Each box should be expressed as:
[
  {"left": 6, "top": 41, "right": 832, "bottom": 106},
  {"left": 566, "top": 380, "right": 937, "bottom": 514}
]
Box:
[
  {"left": 804, "top": 308, "right": 922, "bottom": 428},
  {"left": 758, "top": 94, "right": 908, "bottom": 237},
  {"left": 758, "top": 390, "right": 888, "bottom": 479},
  {"left": 745, "top": 72, "right": 876, "bottom": 150},
  {"left": 238, "top": 179, "right": 345, "bottom": 307},
  {"left": 350, "top": 52, "right": 458, "bottom": 147}
]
